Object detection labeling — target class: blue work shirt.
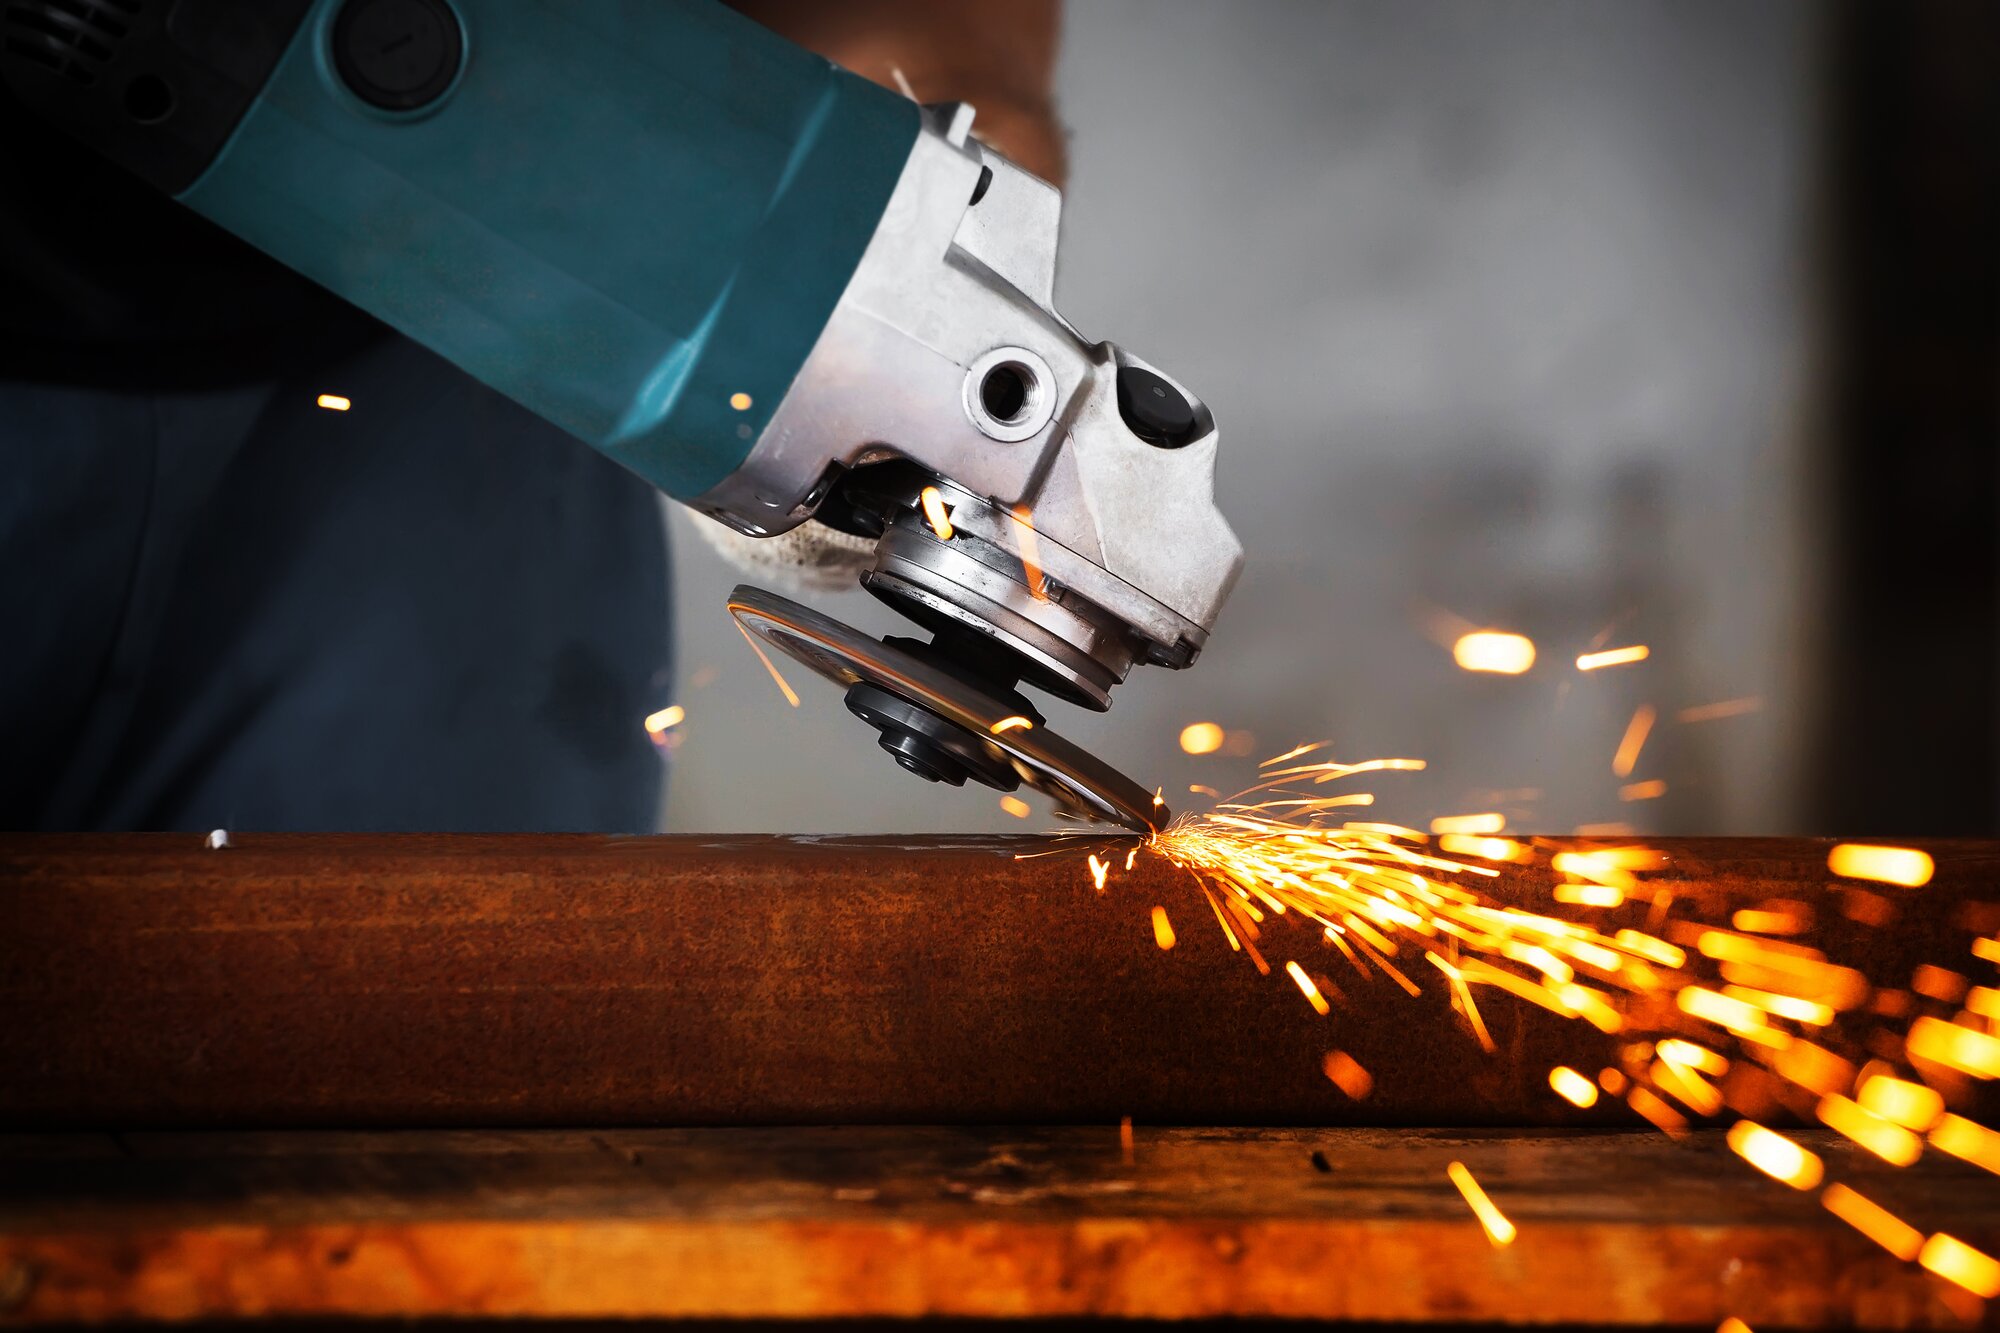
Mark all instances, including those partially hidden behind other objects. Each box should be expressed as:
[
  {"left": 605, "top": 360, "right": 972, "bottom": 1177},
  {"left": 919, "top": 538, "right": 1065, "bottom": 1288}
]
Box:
[{"left": 1, "top": 94, "right": 673, "bottom": 832}]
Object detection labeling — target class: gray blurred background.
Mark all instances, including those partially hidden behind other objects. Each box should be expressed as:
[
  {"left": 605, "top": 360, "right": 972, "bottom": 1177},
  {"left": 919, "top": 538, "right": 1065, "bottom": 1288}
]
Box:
[{"left": 664, "top": 0, "right": 1995, "bottom": 836}]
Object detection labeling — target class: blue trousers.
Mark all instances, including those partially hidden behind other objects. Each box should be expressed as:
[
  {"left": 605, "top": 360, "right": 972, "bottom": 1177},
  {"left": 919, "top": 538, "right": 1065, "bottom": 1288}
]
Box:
[{"left": 2, "top": 332, "right": 672, "bottom": 832}]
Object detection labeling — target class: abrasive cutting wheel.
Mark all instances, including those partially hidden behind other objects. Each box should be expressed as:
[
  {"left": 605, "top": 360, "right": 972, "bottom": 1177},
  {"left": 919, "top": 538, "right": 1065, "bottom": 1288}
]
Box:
[{"left": 728, "top": 585, "right": 1167, "bottom": 833}]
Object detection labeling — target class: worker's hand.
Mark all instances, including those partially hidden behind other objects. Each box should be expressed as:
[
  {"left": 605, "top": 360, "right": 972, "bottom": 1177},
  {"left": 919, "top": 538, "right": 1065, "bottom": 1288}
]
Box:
[{"left": 730, "top": 0, "right": 1067, "bottom": 187}]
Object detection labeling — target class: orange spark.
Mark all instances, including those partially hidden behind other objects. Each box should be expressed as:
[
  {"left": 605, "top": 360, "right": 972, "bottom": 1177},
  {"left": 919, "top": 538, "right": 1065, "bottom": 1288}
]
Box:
[
  {"left": 1010, "top": 504, "right": 1048, "bottom": 600},
  {"left": 1727, "top": 1121, "right": 1822, "bottom": 1189},
  {"left": 1652, "top": 1057, "right": 1723, "bottom": 1115},
  {"left": 734, "top": 623, "right": 800, "bottom": 707},
  {"left": 1119, "top": 1115, "right": 1134, "bottom": 1164},
  {"left": 1873, "top": 988, "right": 1915, "bottom": 1017},
  {"left": 1322, "top": 1049, "right": 1373, "bottom": 1099},
  {"left": 1228, "top": 756, "right": 1429, "bottom": 788},
  {"left": 1088, "top": 855, "right": 1109, "bottom": 893},
  {"left": 1612, "top": 705, "right": 1656, "bottom": 777},
  {"left": 643, "top": 704, "right": 685, "bottom": 735},
  {"left": 1679, "top": 986, "right": 1768, "bottom": 1035},
  {"left": 1822, "top": 1182, "right": 1923, "bottom": 1261},
  {"left": 1453, "top": 631, "right": 1536, "bottom": 675},
  {"left": 1720, "top": 985, "right": 1833, "bottom": 1027},
  {"left": 1677, "top": 696, "right": 1762, "bottom": 723},
  {"left": 1554, "top": 882, "right": 1625, "bottom": 907},
  {"left": 1911, "top": 964, "right": 1968, "bottom": 1003},
  {"left": 1614, "top": 929, "right": 1686, "bottom": 967},
  {"left": 1919, "top": 1234, "right": 2000, "bottom": 1299},
  {"left": 1856, "top": 1075, "right": 1943, "bottom": 1132},
  {"left": 1908, "top": 1015, "right": 2000, "bottom": 1078},
  {"left": 1656, "top": 1039, "right": 1729, "bottom": 1076},
  {"left": 999, "top": 795, "right": 1030, "bottom": 819},
  {"left": 1559, "top": 983, "right": 1625, "bottom": 1033},
  {"left": 1577, "top": 644, "right": 1650, "bottom": 671},
  {"left": 1286, "top": 961, "right": 1332, "bottom": 1016},
  {"left": 1817, "top": 1092, "right": 1922, "bottom": 1166},
  {"left": 1733, "top": 905, "right": 1808, "bottom": 935},
  {"left": 1627, "top": 1085, "right": 1689, "bottom": 1137},
  {"left": 315, "top": 393, "right": 351, "bottom": 411},
  {"left": 990, "top": 715, "right": 1033, "bottom": 734},
  {"left": 1179, "top": 722, "right": 1225, "bottom": 755},
  {"left": 1446, "top": 1161, "right": 1516, "bottom": 1246},
  {"left": 728, "top": 391, "right": 753, "bottom": 411},
  {"left": 1929, "top": 1115, "right": 2000, "bottom": 1175},
  {"left": 919, "top": 486, "right": 954, "bottom": 541},
  {"left": 1843, "top": 891, "right": 1897, "bottom": 927},
  {"left": 1439, "top": 834, "right": 1528, "bottom": 863},
  {"left": 1342, "top": 821, "right": 1427, "bottom": 838},
  {"left": 1549, "top": 1066, "right": 1598, "bottom": 1107},
  {"left": 1620, "top": 779, "right": 1668, "bottom": 802},
  {"left": 1552, "top": 849, "right": 1649, "bottom": 891},
  {"left": 1151, "top": 906, "right": 1177, "bottom": 951},
  {"left": 1261, "top": 741, "right": 1329, "bottom": 767},
  {"left": 1772, "top": 1039, "right": 1855, "bottom": 1096},
  {"left": 1827, "top": 843, "right": 1933, "bottom": 888},
  {"left": 1431, "top": 812, "right": 1506, "bottom": 835}
]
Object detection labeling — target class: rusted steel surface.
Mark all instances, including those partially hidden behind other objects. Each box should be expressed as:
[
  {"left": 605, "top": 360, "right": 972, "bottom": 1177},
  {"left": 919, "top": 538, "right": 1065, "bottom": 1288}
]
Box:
[
  {"left": 0, "top": 834, "right": 1991, "bottom": 1128},
  {"left": 0, "top": 1125, "right": 1990, "bottom": 1325}
]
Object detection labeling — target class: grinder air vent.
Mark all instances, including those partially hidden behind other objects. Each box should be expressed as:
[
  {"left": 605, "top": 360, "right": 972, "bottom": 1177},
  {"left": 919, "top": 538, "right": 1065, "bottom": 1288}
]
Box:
[{"left": 3, "top": 0, "right": 140, "bottom": 86}]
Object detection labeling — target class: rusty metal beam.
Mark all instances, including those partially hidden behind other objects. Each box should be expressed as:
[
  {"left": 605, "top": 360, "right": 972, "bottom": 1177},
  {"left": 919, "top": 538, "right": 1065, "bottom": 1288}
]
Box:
[
  {"left": 0, "top": 834, "right": 1988, "bottom": 1128},
  {"left": 0, "top": 1125, "right": 1991, "bottom": 1325}
]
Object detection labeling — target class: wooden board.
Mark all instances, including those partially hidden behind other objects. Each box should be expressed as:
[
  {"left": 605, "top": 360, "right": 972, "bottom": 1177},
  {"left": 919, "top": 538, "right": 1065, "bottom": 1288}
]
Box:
[
  {"left": 1, "top": 834, "right": 1993, "bottom": 1128},
  {"left": 0, "top": 1127, "right": 1991, "bottom": 1326}
]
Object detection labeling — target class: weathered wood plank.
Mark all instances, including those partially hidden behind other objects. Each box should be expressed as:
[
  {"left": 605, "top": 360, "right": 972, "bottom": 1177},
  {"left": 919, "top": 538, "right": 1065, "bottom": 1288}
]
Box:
[
  {"left": 0, "top": 1127, "right": 1989, "bottom": 1325},
  {"left": 0, "top": 835, "right": 1991, "bottom": 1128}
]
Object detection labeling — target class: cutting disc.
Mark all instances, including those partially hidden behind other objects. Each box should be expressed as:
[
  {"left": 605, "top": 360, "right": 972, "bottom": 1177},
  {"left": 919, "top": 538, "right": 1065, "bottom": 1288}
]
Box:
[{"left": 728, "top": 585, "right": 1167, "bottom": 833}]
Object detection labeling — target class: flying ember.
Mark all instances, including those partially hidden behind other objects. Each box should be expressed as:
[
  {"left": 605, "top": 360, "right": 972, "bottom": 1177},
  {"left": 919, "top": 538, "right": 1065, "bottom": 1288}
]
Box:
[{"left": 1452, "top": 631, "right": 1536, "bottom": 675}]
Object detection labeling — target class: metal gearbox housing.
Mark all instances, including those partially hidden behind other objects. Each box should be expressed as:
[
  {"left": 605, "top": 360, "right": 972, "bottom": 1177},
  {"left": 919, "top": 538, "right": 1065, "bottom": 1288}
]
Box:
[{"left": 696, "top": 102, "right": 1244, "bottom": 727}]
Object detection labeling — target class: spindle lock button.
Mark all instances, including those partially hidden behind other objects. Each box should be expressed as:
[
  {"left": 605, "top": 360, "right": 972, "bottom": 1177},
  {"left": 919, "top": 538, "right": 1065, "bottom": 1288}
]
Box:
[
  {"left": 1115, "top": 366, "right": 1196, "bottom": 448},
  {"left": 333, "top": 0, "right": 462, "bottom": 112}
]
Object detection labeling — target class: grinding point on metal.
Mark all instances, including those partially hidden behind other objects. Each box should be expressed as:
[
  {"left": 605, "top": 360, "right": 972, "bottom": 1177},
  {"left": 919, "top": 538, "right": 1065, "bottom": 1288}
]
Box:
[{"left": 728, "top": 585, "right": 1166, "bottom": 833}]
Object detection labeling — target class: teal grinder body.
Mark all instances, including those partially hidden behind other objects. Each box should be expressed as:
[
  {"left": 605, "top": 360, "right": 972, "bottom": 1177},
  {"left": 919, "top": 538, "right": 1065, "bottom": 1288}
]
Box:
[{"left": 9, "top": 0, "right": 919, "bottom": 499}]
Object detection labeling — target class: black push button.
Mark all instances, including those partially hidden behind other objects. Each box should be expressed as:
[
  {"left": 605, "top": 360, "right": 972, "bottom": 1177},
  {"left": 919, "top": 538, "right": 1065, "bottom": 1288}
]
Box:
[
  {"left": 332, "top": 0, "right": 462, "bottom": 112},
  {"left": 1116, "top": 366, "right": 1196, "bottom": 448}
]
